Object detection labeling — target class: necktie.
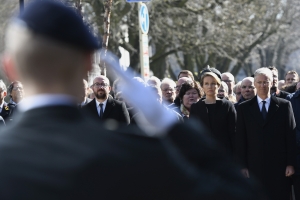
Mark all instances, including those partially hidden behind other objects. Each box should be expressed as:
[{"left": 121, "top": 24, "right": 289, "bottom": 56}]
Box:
[
  {"left": 261, "top": 101, "right": 267, "bottom": 120},
  {"left": 99, "top": 103, "right": 104, "bottom": 118}
]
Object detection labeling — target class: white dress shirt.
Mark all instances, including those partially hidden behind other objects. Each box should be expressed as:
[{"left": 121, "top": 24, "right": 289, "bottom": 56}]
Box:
[
  {"left": 95, "top": 99, "right": 107, "bottom": 116},
  {"left": 256, "top": 95, "right": 271, "bottom": 112}
]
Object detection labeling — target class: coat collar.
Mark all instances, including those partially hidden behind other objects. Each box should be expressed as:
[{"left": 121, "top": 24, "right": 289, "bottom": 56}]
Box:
[
  {"left": 103, "top": 96, "right": 115, "bottom": 119},
  {"left": 249, "top": 95, "right": 279, "bottom": 127}
]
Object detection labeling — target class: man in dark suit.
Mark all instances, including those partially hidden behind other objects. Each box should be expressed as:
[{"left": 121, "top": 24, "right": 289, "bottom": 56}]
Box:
[
  {"left": 0, "top": 1, "right": 266, "bottom": 199},
  {"left": 82, "top": 75, "right": 130, "bottom": 124},
  {"left": 236, "top": 67, "right": 297, "bottom": 200}
]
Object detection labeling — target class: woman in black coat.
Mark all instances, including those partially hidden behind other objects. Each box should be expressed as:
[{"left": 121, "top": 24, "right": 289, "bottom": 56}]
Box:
[{"left": 190, "top": 70, "right": 236, "bottom": 153}]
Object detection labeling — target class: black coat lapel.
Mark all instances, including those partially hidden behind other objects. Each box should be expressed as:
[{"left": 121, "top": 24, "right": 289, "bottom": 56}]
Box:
[
  {"left": 88, "top": 99, "right": 100, "bottom": 118},
  {"left": 103, "top": 96, "right": 114, "bottom": 119},
  {"left": 249, "top": 96, "right": 265, "bottom": 127},
  {"left": 264, "top": 96, "right": 279, "bottom": 126},
  {"left": 197, "top": 100, "right": 210, "bottom": 127}
]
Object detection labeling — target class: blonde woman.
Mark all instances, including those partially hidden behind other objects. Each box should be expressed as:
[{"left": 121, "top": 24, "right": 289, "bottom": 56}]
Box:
[{"left": 190, "top": 69, "right": 236, "bottom": 153}]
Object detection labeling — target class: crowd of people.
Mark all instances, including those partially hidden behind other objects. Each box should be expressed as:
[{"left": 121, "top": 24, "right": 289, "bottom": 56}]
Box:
[{"left": 0, "top": 0, "right": 300, "bottom": 199}]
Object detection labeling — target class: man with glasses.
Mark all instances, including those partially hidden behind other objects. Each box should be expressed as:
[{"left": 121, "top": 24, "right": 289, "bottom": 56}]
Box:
[
  {"left": 160, "top": 78, "right": 176, "bottom": 106},
  {"left": 236, "top": 68, "right": 296, "bottom": 200},
  {"left": 7, "top": 81, "right": 24, "bottom": 105},
  {"left": 82, "top": 75, "right": 130, "bottom": 125},
  {"left": 234, "top": 77, "right": 256, "bottom": 109},
  {"left": 221, "top": 72, "right": 235, "bottom": 96}
]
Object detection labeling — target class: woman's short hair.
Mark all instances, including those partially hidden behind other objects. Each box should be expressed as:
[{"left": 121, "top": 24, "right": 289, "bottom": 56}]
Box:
[
  {"left": 178, "top": 82, "right": 201, "bottom": 100},
  {"left": 200, "top": 73, "right": 221, "bottom": 87}
]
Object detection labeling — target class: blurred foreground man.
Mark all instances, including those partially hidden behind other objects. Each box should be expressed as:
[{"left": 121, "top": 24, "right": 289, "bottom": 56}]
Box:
[
  {"left": 0, "top": 1, "right": 264, "bottom": 199},
  {"left": 236, "top": 68, "right": 296, "bottom": 200}
]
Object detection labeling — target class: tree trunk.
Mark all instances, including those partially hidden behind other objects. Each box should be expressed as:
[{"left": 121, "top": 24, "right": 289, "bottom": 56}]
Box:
[{"left": 101, "top": 0, "right": 114, "bottom": 76}]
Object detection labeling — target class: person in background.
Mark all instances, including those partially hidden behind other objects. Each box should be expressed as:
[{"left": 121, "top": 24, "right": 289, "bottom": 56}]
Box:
[
  {"left": 233, "top": 81, "right": 242, "bottom": 102},
  {"left": 234, "top": 77, "right": 256, "bottom": 109},
  {"left": 282, "top": 82, "right": 297, "bottom": 94},
  {"left": 190, "top": 70, "right": 236, "bottom": 153},
  {"left": 172, "top": 82, "right": 201, "bottom": 121},
  {"left": 160, "top": 78, "right": 176, "bottom": 106},
  {"left": 7, "top": 81, "right": 24, "bottom": 105},
  {"left": 278, "top": 80, "right": 285, "bottom": 90},
  {"left": 286, "top": 86, "right": 300, "bottom": 200},
  {"left": 5, "top": 81, "right": 24, "bottom": 123},
  {"left": 0, "top": 80, "right": 9, "bottom": 122},
  {"left": 172, "top": 77, "right": 193, "bottom": 108},
  {"left": 147, "top": 76, "right": 161, "bottom": 87},
  {"left": 177, "top": 69, "right": 195, "bottom": 81},
  {"left": 221, "top": 72, "right": 235, "bottom": 96},
  {"left": 297, "top": 82, "right": 300, "bottom": 91},
  {"left": 268, "top": 66, "right": 290, "bottom": 99},
  {"left": 78, "top": 79, "right": 92, "bottom": 107},
  {"left": 285, "top": 70, "right": 299, "bottom": 85},
  {"left": 218, "top": 81, "right": 229, "bottom": 99}
]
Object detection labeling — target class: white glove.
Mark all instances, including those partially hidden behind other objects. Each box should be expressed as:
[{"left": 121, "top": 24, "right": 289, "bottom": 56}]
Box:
[{"left": 101, "top": 51, "right": 177, "bottom": 137}]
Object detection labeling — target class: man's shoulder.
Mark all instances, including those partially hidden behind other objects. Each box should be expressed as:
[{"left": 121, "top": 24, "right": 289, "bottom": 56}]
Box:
[
  {"left": 82, "top": 98, "right": 95, "bottom": 109},
  {"left": 108, "top": 97, "right": 125, "bottom": 107},
  {"left": 220, "top": 98, "right": 234, "bottom": 106},
  {"left": 238, "top": 97, "right": 255, "bottom": 108},
  {"left": 274, "top": 96, "right": 290, "bottom": 107}
]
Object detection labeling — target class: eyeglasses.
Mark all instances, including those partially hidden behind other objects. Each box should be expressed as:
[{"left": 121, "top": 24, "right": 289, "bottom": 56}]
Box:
[
  {"left": 162, "top": 88, "right": 175, "bottom": 92},
  {"left": 12, "top": 87, "right": 23, "bottom": 91},
  {"left": 241, "top": 86, "right": 255, "bottom": 89},
  {"left": 93, "top": 83, "right": 109, "bottom": 88}
]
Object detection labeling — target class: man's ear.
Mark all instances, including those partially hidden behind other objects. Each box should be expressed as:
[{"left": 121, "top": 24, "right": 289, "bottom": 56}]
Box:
[{"left": 2, "top": 55, "right": 19, "bottom": 81}]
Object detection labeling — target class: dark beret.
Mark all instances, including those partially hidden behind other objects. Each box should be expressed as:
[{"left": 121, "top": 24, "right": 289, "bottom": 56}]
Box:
[
  {"left": 16, "top": 0, "right": 101, "bottom": 51},
  {"left": 199, "top": 67, "right": 222, "bottom": 81}
]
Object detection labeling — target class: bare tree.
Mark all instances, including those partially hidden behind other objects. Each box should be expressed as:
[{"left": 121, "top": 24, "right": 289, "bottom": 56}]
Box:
[{"left": 100, "top": 0, "right": 114, "bottom": 76}]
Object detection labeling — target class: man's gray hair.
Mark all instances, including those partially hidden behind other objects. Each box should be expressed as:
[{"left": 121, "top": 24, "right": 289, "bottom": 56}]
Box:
[
  {"left": 160, "top": 78, "right": 176, "bottom": 88},
  {"left": 147, "top": 76, "right": 161, "bottom": 87},
  {"left": 254, "top": 68, "right": 273, "bottom": 82},
  {"left": 241, "top": 77, "right": 254, "bottom": 84},
  {"left": 221, "top": 72, "right": 235, "bottom": 81}
]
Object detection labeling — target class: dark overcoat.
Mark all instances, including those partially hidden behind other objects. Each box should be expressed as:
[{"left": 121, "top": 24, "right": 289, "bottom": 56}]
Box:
[
  {"left": 236, "top": 95, "right": 297, "bottom": 200},
  {"left": 190, "top": 98, "right": 236, "bottom": 152}
]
